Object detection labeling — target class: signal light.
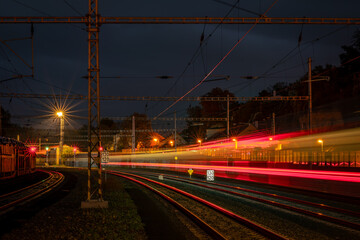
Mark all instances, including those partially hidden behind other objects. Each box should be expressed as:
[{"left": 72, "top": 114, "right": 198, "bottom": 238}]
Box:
[
  {"left": 30, "top": 147, "right": 36, "bottom": 152},
  {"left": 99, "top": 146, "right": 103, "bottom": 151}
]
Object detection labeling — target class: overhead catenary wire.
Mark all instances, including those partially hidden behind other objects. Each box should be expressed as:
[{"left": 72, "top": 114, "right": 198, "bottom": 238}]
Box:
[
  {"left": 226, "top": 25, "right": 356, "bottom": 97},
  {"left": 259, "top": 25, "right": 352, "bottom": 79},
  {"left": 62, "top": 0, "right": 83, "bottom": 16},
  {"left": 155, "top": 0, "right": 279, "bottom": 119},
  {"left": 211, "top": 0, "right": 262, "bottom": 17},
  {"left": 11, "top": 0, "right": 51, "bottom": 16},
  {"left": 160, "top": 0, "right": 241, "bottom": 98},
  {"left": 146, "top": 0, "right": 241, "bottom": 114},
  {"left": 11, "top": 0, "right": 85, "bottom": 31}
]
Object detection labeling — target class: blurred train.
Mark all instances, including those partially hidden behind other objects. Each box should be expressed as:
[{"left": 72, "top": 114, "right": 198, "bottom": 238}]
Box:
[
  {"left": 0, "top": 136, "right": 36, "bottom": 179},
  {"left": 108, "top": 127, "right": 360, "bottom": 170}
]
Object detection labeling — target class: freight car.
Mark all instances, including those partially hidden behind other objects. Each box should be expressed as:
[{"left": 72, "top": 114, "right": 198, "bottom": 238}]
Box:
[{"left": 0, "top": 136, "right": 36, "bottom": 179}]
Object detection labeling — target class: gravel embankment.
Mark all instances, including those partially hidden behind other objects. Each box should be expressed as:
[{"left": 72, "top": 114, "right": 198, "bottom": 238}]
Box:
[
  {"left": 0, "top": 168, "right": 207, "bottom": 240},
  {"left": 1, "top": 168, "right": 146, "bottom": 239}
]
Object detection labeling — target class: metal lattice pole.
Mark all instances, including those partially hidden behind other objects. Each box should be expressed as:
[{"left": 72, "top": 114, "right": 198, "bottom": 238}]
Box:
[{"left": 85, "top": 0, "right": 104, "bottom": 204}]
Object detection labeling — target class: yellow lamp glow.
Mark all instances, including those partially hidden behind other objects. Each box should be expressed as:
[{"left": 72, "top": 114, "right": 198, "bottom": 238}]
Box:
[{"left": 56, "top": 111, "right": 63, "bottom": 117}]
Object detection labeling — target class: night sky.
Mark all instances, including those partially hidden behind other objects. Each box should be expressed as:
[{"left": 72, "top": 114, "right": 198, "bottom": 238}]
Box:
[{"left": 0, "top": 0, "right": 359, "bottom": 130}]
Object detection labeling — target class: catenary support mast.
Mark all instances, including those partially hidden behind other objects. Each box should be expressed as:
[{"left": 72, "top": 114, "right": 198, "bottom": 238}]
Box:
[{"left": 82, "top": 0, "right": 107, "bottom": 208}]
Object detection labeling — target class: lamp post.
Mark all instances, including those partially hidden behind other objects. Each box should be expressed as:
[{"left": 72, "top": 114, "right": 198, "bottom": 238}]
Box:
[
  {"left": 57, "top": 111, "right": 64, "bottom": 165},
  {"left": 317, "top": 139, "right": 323, "bottom": 152},
  {"left": 317, "top": 139, "right": 324, "bottom": 166},
  {"left": 232, "top": 138, "right": 238, "bottom": 149},
  {"left": 197, "top": 139, "right": 202, "bottom": 146},
  {"left": 45, "top": 146, "right": 49, "bottom": 166},
  {"left": 73, "top": 146, "right": 77, "bottom": 166},
  {"left": 153, "top": 138, "right": 158, "bottom": 149}
]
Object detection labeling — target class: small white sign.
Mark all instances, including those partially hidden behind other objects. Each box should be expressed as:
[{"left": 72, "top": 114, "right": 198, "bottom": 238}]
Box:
[
  {"left": 206, "top": 170, "right": 214, "bottom": 181},
  {"left": 101, "top": 150, "right": 109, "bottom": 163}
]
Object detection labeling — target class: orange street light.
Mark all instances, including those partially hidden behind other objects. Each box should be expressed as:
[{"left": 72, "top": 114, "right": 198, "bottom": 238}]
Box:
[
  {"left": 56, "top": 111, "right": 64, "bottom": 165},
  {"left": 153, "top": 138, "right": 159, "bottom": 148},
  {"left": 317, "top": 139, "right": 323, "bottom": 152},
  {"left": 169, "top": 140, "right": 174, "bottom": 147},
  {"left": 56, "top": 111, "right": 63, "bottom": 118},
  {"left": 197, "top": 139, "right": 202, "bottom": 146},
  {"left": 232, "top": 138, "right": 238, "bottom": 149}
]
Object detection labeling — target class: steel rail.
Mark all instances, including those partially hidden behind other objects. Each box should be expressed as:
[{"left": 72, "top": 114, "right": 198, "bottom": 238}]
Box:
[
  {"left": 158, "top": 174, "right": 360, "bottom": 230},
  {"left": 0, "top": 170, "right": 54, "bottom": 199},
  {"left": 109, "top": 170, "right": 286, "bottom": 240},
  {"left": 0, "top": 170, "right": 64, "bottom": 212},
  {"left": 162, "top": 173, "right": 360, "bottom": 218},
  {"left": 112, "top": 173, "right": 227, "bottom": 240}
]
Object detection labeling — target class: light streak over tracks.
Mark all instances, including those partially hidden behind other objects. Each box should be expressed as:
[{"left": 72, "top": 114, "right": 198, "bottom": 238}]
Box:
[{"left": 107, "top": 162, "right": 360, "bottom": 183}]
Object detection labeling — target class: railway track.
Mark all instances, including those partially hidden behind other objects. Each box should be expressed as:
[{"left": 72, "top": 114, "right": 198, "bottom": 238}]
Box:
[
  {"left": 109, "top": 170, "right": 286, "bottom": 240},
  {"left": 160, "top": 173, "right": 360, "bottom": 230},
  {"left": 0, "top": 170, "right": 64, "bottom": 213},
  {"left": 109, "top": 169, "right": 360, "bottom": 239}
]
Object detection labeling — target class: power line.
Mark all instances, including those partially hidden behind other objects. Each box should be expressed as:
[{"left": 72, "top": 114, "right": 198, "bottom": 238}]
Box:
[
  {"left": 160, "top": 0, "right": 241, "bottom": 98},
  {"left": 62, "top": 0, "right": 83, "bottom": 16},
  {"left": 11, "top": 0, "right": 51, "bottom": 16},
  {"left": 211, "top": 0, "right": 262, "bottom": 17},
  {"left": 0, "top": 92, "right": 309, "bottom": 101},
  {"left": 155, "top": 0, "right": 280, "bottom": 119}
]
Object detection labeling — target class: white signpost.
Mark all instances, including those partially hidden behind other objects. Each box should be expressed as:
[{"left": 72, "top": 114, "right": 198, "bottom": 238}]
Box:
[
  {"left": 101, "top": 150, "right": 109, "bottom": 163},
  {"left": 206, "top": 170, "right": 215, "bottom": 181}
]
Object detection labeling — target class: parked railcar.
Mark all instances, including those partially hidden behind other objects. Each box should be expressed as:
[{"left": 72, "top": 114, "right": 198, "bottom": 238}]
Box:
[{"left": 0, "top": 137, "right": 36, "bottom": 179}]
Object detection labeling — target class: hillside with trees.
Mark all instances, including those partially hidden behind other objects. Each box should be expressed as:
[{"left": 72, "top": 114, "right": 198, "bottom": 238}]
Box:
[{"left": 182, "top": 30, "right": 360, "bottom": 140}]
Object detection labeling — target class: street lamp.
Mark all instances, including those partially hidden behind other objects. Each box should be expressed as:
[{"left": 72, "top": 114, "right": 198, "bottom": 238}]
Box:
[
  {"left": 169, "top": 140, "right": 174, "bottom": 147},
  {"left": 153, "top": 138, "right": 159, "bottom": 148},
  {"left": 57, "top": 111, "right": 64, "bottom": 165},
  {"left": 232, "top": 138, "right": 238, "bottom": 149},
  {"left": 197, "top": 139, "right": 202, "bottom": 146},
  {"left": 45, "top": 146, "right": 49, "bottom": 166},
  {"left": 73, "top": 146, "right": 78, "bottom": 166},
  {"left": 317, "top": 139, "right": 323, "bottom": 152}
]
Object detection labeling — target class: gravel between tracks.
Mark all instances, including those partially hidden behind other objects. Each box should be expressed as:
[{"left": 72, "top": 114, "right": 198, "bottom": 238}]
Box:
[{"left": 0, "top": 168, "right": 204, "bottom": 240}]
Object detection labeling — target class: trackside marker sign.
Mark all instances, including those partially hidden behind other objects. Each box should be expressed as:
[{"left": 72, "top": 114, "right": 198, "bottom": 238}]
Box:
[
  {"left": 188, "top": 168, "right": 193, "bottom": 178},
  {"left": 207, "top": 170, "right": 214, "bottom": 181}
]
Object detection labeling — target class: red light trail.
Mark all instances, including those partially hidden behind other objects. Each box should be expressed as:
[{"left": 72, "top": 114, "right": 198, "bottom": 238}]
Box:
[{"left": 107, "top": 162, "right": 360, "bottom": 183}]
